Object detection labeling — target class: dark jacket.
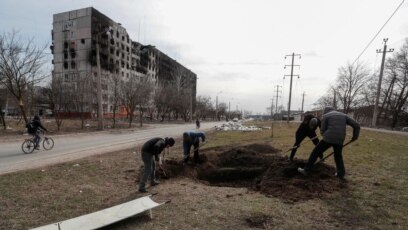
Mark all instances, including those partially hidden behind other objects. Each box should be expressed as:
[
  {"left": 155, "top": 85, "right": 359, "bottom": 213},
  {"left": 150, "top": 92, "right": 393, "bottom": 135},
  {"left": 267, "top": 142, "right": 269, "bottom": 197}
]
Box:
[
  {"left": 320, "top": 107, "right": 360, "bottom": 145},
  {"left": 141, "top": 138, "right": 166, "bottom": 161},
  {"left": 32, "top": 119, "right": 47, "bottom": 132},
  {"left": 183, "top": 131, "right": 206, "bottom": 144},
  {"left": 183, "top": 131, "right": 206, "bottom": 155},
  {"left": 296, "top": 114, "right": 321, "bottom": 136}
]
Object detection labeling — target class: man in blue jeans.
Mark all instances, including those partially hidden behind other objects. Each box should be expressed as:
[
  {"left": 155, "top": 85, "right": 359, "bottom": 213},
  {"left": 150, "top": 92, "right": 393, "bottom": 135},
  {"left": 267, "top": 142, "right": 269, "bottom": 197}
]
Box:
[
  {"left": 138, "top": 137, "right": 175, "bottom": 193},
  {"left": 183, "top": 131, "right": 206, "bottom": 164},
  {"left": 298, "top": 107, "right": 360, "bottom": 180}
]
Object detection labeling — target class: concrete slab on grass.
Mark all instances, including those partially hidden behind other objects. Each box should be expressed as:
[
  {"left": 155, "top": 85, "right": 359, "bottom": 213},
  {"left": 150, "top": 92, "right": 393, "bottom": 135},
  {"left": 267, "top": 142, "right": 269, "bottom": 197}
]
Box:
[{"left": 31, "top": 195, "right": 167, "bottom": 230}]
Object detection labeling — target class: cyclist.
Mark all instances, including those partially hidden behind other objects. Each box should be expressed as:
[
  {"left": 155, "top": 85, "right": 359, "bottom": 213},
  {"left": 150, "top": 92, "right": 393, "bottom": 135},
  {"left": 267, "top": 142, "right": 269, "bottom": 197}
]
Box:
[{"left": 29, "top": 115, "right": 48, "bottom": 150}]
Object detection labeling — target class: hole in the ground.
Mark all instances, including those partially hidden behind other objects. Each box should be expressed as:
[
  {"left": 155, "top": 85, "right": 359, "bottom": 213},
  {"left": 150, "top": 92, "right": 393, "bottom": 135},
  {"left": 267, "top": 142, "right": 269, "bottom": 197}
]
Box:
[{"left": 146, "top": 143, "right": 347, "bottom": 201}]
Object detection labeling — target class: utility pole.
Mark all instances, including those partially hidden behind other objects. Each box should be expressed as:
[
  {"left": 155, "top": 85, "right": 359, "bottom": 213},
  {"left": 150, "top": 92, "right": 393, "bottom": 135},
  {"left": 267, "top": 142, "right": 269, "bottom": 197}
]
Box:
[
  {"left": 372, "top": 38, "right": 394, "bottom": 127},
  {"left": 274, "top": 85, "right": 282, "bottom": 114},
  {"left": 270, "top": 98, "right": 274, "bottom": 119},
  {"left": 301, "top": 92, "right": 306, "bottom": 113},
  {"left": 284, "top": 53, "right": 301, "bottom": 123}
]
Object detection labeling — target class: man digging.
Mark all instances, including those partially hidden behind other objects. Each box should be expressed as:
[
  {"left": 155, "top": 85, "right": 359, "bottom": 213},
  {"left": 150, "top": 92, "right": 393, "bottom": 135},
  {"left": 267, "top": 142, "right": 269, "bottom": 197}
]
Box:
[
  {"left": 298, "top": 106, "right": 360, "bottom": 180},
  {"left": 138, "top": 137, "right": 175, "bottom": 193},
  {"left": 183, "top": 130, "right": 206, "bottom": 164},
  {"left": 289, "top": 113, "right": 321, "bottom": 161}
]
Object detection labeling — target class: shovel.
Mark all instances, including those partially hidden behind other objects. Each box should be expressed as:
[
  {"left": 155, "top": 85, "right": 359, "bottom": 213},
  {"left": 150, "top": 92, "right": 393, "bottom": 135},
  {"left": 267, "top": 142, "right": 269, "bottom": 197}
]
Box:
[{"left": 314, "top": 140, "right": 353, "bottom": 165}]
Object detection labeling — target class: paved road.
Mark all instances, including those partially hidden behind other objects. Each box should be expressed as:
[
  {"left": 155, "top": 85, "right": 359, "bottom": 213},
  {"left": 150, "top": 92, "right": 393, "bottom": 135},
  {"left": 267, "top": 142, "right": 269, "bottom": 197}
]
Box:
[{"left": 0, "top": 122, "right": 222, "bottom": 175}]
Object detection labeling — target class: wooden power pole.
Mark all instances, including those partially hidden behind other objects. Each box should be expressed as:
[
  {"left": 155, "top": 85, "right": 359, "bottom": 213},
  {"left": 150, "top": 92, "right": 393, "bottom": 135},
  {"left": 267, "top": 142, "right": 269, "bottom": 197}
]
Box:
[
  {"left": 284, "top": 53, "right": 301, "bottom": 123},
  {"left": 372, "top": 38, "right": 393, "bottom": 127}
]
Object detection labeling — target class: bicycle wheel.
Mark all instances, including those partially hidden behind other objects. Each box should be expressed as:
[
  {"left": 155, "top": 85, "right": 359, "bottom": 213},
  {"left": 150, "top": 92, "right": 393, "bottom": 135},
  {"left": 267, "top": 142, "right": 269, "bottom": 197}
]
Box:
[
  {"left": 43, "top": 137, "right": 54, "bottom": 150},
  {"left": 22, "top": 140, "right": 35, "bottom": 154}
]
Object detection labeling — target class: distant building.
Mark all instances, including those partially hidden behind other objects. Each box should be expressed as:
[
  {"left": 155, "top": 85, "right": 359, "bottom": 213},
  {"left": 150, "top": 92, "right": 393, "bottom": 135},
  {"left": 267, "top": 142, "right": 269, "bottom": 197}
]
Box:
[{"left": 51, "top": 7, "right": 196, "bottom": 117}]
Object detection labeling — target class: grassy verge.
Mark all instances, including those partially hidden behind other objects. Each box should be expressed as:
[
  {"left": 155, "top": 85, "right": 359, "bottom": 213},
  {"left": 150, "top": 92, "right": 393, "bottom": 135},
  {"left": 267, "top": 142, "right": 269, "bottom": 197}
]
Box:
[{"left": 0, "top": 121, "right": 407, "bottom": 229}]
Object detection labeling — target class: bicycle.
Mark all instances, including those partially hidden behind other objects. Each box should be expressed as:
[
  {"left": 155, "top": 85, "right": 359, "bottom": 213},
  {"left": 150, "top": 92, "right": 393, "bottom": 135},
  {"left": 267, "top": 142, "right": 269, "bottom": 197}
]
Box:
[{"left": 21, "top": 131, "right": 54, "bottom": 154}]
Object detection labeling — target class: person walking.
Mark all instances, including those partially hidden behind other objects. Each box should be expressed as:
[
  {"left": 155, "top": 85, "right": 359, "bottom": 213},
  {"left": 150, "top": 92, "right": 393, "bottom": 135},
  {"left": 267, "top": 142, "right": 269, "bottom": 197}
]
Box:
[
  {"left": 183, "top": 130, "right": 206, "bottom": 164},
  {"left": 196, "top": 118, "right": 200, "bottom": 129},
  {"left": 27, "top": 115, "right": 48, "bottom": 150},
  {"left": 138, "top": 137, "right": 175, "bottom": 193},
  {"left": 297, "top": 107, "right": 360, "bottom": 180},
  {"left": 289, "top": 113, "right": 321, "bottom": 161}
]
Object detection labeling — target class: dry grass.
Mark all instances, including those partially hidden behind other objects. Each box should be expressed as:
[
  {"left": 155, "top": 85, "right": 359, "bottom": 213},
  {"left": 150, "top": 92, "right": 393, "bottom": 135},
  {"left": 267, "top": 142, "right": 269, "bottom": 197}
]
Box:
[{"left": 0, "top": 121, "right": 407, "bottom": 229}]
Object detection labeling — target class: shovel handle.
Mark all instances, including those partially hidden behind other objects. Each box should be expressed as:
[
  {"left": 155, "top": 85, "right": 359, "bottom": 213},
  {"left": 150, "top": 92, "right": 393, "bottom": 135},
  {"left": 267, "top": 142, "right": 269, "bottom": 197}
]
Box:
[{"left": 315, "top": 140, "right": 353, "bottom": 165}]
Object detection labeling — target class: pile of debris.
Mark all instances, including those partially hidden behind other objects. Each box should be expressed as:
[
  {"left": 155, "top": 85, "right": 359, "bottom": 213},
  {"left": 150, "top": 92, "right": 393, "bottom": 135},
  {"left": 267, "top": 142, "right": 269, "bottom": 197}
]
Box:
[{"left": 215, "top": 121, "right": 261, "bottom": 131}]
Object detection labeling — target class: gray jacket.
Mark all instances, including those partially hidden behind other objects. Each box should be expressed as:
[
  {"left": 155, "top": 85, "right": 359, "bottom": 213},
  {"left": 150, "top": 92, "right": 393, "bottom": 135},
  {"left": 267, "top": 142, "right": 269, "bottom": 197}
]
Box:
[{"left": 320, "top": 107, "right": 360, "bottom": 145}]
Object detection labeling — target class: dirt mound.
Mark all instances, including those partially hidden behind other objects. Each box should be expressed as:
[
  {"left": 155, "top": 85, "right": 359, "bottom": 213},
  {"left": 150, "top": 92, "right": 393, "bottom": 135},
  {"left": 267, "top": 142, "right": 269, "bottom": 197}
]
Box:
[
  {"left": 156, "top": 143, "right": 347, "bottom": 201},
  {"left": 257, "top": 159, "right": 346, "bottom": 201}
]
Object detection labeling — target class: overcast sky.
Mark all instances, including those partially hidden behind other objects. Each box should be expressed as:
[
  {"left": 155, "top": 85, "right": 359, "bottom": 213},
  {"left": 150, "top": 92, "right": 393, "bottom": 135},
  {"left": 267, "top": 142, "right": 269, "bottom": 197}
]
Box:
[{"left": 1, "top": 0, "right": 407, "bottom": 114}]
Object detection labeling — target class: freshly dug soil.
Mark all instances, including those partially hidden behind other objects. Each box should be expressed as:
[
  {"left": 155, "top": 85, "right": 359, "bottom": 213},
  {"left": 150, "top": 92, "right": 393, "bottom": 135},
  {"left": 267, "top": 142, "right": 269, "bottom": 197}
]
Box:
[{"left": 150, "top": 143, "right": 347, "bottom": 201}]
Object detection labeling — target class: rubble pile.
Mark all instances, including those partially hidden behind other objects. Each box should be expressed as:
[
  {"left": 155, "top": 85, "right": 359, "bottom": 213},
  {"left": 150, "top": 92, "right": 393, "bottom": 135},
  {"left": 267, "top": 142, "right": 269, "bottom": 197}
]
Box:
[{"left": 215, "top": 121, "right": 261, "bottom": 131}]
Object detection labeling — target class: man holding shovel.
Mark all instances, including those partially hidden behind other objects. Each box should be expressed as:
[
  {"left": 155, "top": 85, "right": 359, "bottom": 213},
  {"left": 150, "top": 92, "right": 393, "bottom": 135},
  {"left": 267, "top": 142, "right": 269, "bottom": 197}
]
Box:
[
  {"left": 183, "top": 130, "right": 206, "bottom": 164},
  {"left": 289, "top": 113, "right": 321, "bottom": 161},
  {"left": 298, "top": 107, "right": 360, "bottom": 180},
  {"left": 138, "top": 137, "right": 175, "bottom": 193}
]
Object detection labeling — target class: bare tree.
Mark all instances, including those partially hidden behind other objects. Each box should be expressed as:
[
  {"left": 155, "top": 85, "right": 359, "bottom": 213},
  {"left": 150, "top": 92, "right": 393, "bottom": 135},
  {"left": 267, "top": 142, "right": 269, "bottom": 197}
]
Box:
[
  {"left": 170, "top": 64, "right": 194, "bottom": 121},
  {"left": 0, "top": 30, "right": 48, "bottom": 123},
  {"left": 45, "top": 76, "right": 71, "bottom": 131},
  {"left": 72, "top": 72, "right": 93, "bottom": 129},
  {"left": 313, "top": 86, "right": 339, "bottom": 110},
  {"left": 0, "top": 87, "right": 7, "bottom": 129},
  {"left": 120, "top": 78, "right": 139, "bottom": 128},
  {"left": 154, "top": 86, "right": 174, "bottom": 122},
  {"left": 382, "top": 39, "right": 408, "bottom": 128},
  {"left": 335, "top": 62, "right": 369, "bottom": 113},
  {"left": 108, "top": 73, "right": 121, "bottom": 128},
  {"left": 135, "top": 77, "right": 154, "bottom": 127},
  {"left": 195, "top": 95, "right": 214, "bottom": 120}
]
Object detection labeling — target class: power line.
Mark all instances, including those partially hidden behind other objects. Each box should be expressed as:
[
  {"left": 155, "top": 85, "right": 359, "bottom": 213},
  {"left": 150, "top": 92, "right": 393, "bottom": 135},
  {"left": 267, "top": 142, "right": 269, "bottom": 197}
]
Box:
[{"left": 352, "top": 0, "right": 405, "bottom": 65}]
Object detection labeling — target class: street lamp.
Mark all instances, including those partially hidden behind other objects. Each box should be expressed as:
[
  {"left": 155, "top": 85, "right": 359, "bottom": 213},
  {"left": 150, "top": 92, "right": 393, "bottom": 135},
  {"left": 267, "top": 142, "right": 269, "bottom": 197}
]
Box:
[
  {"left": 215, "top": 91, "right": 222, "bottom": 121},
  {"left": 95, "top": 26, "right": 112, "bottom": 130}
]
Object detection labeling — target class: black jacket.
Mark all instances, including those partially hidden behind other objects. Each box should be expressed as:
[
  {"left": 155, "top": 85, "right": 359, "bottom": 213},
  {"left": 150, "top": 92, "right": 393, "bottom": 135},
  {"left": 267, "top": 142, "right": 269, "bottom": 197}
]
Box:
[
  {"left": 32, "top": 119, "right": 47, "bottom": 132},
  {"left": 141, "top": 138, "right": 166, "bottom": 161},
  {"left": 296, "top": 114, "right": 320, "bottom": 136}
]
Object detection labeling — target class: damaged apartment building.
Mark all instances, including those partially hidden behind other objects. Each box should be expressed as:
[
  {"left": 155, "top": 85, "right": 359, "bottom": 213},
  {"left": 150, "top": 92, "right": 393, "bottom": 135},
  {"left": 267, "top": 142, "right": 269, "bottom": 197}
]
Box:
[{"left": 51, "top": 7, "right": 196, "bottom": 118}]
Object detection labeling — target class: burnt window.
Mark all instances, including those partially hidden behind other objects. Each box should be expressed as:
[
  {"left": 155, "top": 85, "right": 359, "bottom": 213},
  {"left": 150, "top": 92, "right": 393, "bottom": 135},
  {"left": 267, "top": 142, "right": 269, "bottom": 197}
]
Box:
[
  {"left": 64, "top": 41, "right": 68, "bottom": 49},
  {"left": 81, "top": 39, "right": 85, "bottom": 44},
  {"left": 110, "top": 48, "right": 114, "bottom": 54},
  {"left": 64, "top": 51, "right": 68, "bottom": 59},
  {"left": 64, "top": 62, "right": 68, "bottom": 69},
  {"left": 122, "top": 36, "right": 124, "bottom": 41},
  {"left": 116, "top": 31, "right": 119, "bottom": 38},
  {"left": 71, "top": 61, "right": 76, "bottom": 69},
  {"left": 70, "top": 49, "right": 76, "bottom": 58},
  {"left": 126, "top": 47, "right": 129, "bottom": 52},
  {"left": 116, "top": 50, "right": 119, "bottom": 57}
]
